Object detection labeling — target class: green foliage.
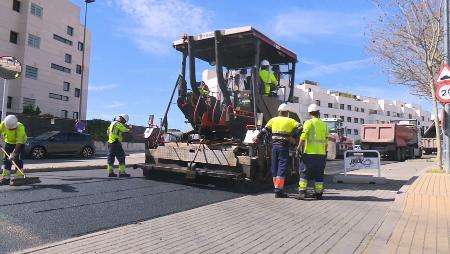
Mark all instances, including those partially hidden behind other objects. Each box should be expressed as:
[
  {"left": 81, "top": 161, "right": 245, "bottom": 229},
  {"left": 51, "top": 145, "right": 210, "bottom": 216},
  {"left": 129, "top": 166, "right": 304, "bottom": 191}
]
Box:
[
  {"left": 35, "top": 106, "right": 41, "bottom": 115},
  {"left": 86, "top": 119, "right": 110, "bottom": 141},
  {"left": 23, "top": 104, "right": 42, "bottom": 116}
]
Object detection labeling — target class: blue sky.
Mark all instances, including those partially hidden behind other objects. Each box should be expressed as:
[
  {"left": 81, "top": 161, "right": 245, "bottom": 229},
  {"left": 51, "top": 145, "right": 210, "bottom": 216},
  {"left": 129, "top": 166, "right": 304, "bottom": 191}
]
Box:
[{"left": 70, "top": 0, "right": 432, "bottom": 130}]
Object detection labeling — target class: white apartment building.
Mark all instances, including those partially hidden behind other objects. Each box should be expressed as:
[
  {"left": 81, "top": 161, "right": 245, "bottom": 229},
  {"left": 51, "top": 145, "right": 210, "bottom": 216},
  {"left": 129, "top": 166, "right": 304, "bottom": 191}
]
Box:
[
  {"left": 0, "top": 0, "right": 91, "bottom": 119},
  {"left": 290, "top": 81, "right": 433, "bottom": 142}
]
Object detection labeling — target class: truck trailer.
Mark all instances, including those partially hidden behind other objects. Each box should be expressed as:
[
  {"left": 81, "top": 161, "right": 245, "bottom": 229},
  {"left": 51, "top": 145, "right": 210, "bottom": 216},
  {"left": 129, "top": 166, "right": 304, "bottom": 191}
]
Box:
[{"left": 360, "top": 119, "right": 422, "bottom": 161}]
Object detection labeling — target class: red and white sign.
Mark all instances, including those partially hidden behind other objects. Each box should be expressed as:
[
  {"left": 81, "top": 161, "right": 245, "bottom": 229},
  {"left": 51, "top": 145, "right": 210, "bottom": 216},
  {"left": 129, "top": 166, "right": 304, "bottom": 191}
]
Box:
[{"left": 435, "top": 64, "right": 450, "bottom": 103}]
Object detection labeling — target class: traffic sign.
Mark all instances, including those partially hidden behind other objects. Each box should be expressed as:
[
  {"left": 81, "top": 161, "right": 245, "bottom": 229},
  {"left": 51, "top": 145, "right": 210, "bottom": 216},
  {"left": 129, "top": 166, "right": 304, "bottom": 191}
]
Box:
[
  {"left": 435, "top": 64, "right": 450, "bottom": 84},
  {"left": 436, "top": 82, "right": 450, "bottom": 103}
]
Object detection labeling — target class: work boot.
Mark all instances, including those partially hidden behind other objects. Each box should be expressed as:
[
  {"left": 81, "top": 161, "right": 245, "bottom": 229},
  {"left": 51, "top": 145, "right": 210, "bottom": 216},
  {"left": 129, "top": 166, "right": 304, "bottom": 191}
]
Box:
[
  {"left": 0, "top": 178, "right": 10, "bottom": 185},
  {"left": 275, "top": 192, "right": 287, "bottom": 198},
  {"left": 108, "top": 172, "right": 118, "bottom": 177},
  {"left": 118, "top": 173, "right": 130, "bottom": 177},
  {"left": 296, "top": 190, "right": 306, "bottom": 200},
  {"left": 315, "top": 192, "right": 323, "bottom": 200}
]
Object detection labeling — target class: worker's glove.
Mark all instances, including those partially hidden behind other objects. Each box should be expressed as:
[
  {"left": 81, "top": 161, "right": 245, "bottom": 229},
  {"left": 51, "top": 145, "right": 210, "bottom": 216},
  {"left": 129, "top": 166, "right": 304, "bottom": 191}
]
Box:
[{"left": 9, "top": 152, "right": 16, "bottom": 161}]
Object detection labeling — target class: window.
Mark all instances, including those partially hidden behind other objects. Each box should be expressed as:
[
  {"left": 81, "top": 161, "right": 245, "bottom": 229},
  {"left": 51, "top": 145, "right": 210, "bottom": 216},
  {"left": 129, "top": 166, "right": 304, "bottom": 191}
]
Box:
[
  {"left": 65, "top": 54, "right": 72, "bottom": 64},
  {"left": 25, "top": 66, "right": 38, "bottom": 79},
  {"left": 361, "top": 118, "right": 365, "bottom": 124},
  {"left": 13, "top": 0, "right": 20, "bottom": 12},
  {"left": 28, "top": 34, "right": 40, "bottom": 48},
  {"left": 328, "top": 103, "right": 333, "bottom": 108},
  {"left": 75, "top": 88, "right": 80, "bottom": 97},
  {"left": 315, "top": 100, "right": 320, "bottom": 106},
  {"left": 61, "top": 110, "right": 68, "bottom": 118},
  {"left": 30, "top": 3, "right": 43, "bottom": 17},
  {"left": 347, "top": 117, "right": 351, "bottom": 123},
  {"left": 51, "top": 63, "right": 71, "bottom": 74},
  {"left": 324, "top": 114, "right": 329, "bottom": 118},
  {"left": 361, "top": 108, "right": 365, "bottom": 113},
  {"left": 381, "top": 121, "right": 385, "bottom": 124},
  {"left": 78, "top": 42, "right": 84, "bottom": 51},
  {"left": 63, "top": 82, "right": 70, "bottom": 91},
  {"left": 10, "top": 31, "right": 18, "bottom": 44},
  {"left": 422, "top": 116, "right": 425, "bottom": 121},
  {"left": 347, "top": 129, "right": 352, "bottom": 135},
  {"left": 355, "top": 107, "right": 359, "bottom": 112},
  {"left": 53, "top": 34, "right": 73, "bottom": 45},
  {"left": 347, "top": 105, "right": 352, "bottom": 111},
  {"left": 73, "top": 112, "right": 79, "bottom": 119},
  {"left": 354, "top": 118, "right": 359, "bottom": 123},
  {"left": 340, "top": 116, "right": 345, "bottom": 121},
  {"left": 332, "top": 115, "right": 337, "bottom": 118},
  {"left": 49, "top": 93, "right": 63, "bottom": 100},
  {"left": 340, "top": 104, "right": 344, "bottom": 110},
  {"left": 63, "top": 96, "right": 69, "bottom": 101},
  {"left": 76, "top": 65, "right": 82, "bottom": 74},
  {"left": 67, "top": 26, "right": 74, "bottom": 36},
  {"left": 23, "top": 97, "right": 36, "bottom": 107},
  {"left": 354, "top": 129, "right": 359, "bottom": 135},
  {"left": 387, "top": 111, "right": 390, "bottom": 116},
  {"left": 409, "top": 114, "right": 412, "bottom": 119},
  {"left": 7, "top": 97, "right": 12, "bottom": 109}
]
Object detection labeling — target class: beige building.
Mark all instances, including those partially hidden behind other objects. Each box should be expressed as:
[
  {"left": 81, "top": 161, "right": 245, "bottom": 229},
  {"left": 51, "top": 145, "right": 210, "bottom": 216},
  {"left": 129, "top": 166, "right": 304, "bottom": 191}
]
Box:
[{"left": 0, "top": 0, "right": 91, "bottom": 119}]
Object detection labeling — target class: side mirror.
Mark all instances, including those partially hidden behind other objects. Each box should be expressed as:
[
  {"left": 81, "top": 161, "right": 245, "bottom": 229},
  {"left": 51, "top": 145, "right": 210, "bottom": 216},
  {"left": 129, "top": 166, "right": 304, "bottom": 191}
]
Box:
[{"left": 0, "top": 56, "right": 22, "bottom": 80}]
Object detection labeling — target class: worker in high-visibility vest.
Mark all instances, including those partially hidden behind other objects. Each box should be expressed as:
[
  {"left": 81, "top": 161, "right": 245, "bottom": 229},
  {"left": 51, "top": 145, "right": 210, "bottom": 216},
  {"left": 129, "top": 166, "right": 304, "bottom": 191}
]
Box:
[
  {"left": 259, "top": 60, "right": 278, "bottom": 96},
  {"left": 253, "top": 103, "right": 301, "bottom": 198},
  {"left": 106, "top": 114, "right": 131, "bottom": 177},
  {"left": 0, "top": 115, "right": 27, "bottom": 185},
  {"left": 296, "top": 104, "right": 329, "bottom": 200}
]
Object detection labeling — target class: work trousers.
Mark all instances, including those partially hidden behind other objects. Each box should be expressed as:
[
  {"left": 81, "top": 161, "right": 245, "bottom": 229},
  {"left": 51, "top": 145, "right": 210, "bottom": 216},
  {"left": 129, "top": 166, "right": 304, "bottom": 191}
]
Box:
[
  {"left": 107, "top": 141, "right": 125, "bottom": 165},
  {"left": 271, "top": 144, "right": 289, "bottom": 193},
  {"left": 2, "top": 143, "right": 25, "bottom": 178},
  {"left": 299, "top": 154, "right": 326, "bottom": 193}
]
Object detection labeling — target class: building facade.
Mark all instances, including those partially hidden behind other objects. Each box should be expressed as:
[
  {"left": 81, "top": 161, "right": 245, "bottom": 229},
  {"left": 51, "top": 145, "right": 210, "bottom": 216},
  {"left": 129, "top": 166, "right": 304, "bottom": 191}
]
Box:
[
  {"left": 291, "top": 81, "right": 433, "bottom": 142},
  {"left": 0, "top": 0, "right": 91, "bottom": 119}
]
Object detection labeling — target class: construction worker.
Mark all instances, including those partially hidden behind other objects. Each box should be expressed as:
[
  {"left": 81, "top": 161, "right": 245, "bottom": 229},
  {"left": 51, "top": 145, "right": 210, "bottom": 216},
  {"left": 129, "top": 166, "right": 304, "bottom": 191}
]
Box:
[
  {"left": 0, "top": 115, "right": 27, "bottom": 185},
  {"left": 259, "top": 60, "right": 279, "bottom": 96},
  {"left": 106, "top": 114, "right": 131, "bottom": 177},
  {"left": 253, "top": 103, "right": 301, "bottom": 198},
  {"left": 296, "top": 104, "right": 329, "bottom": 200}
]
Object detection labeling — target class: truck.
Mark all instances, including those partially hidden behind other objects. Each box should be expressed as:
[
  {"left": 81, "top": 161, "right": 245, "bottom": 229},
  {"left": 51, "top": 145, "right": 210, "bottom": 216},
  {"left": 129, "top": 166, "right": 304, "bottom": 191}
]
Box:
[
  {"left": 422, "top": 122, "right": 438, "bottom": 155},
  {"left": 360, "top": 119, "right": 422, "bottom": 161},
  {"left": 135, "top": 27, "right": 301, "bottom": 185},
  {"left": 322, "top": 118, "right": 353, "bottom": 160}
]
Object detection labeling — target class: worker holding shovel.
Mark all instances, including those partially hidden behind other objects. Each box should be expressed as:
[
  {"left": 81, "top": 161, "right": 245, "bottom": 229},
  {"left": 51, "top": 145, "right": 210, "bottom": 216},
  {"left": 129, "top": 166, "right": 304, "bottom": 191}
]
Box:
[{"left": 0, "top": 115, "right": 28, "bottom": 185}]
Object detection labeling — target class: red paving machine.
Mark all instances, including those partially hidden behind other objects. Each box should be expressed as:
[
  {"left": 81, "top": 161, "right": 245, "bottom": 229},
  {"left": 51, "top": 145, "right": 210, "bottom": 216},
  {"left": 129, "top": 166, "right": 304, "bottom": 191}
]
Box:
[{"left": 135, "top": 27, "right": 302, "bottom": 185}]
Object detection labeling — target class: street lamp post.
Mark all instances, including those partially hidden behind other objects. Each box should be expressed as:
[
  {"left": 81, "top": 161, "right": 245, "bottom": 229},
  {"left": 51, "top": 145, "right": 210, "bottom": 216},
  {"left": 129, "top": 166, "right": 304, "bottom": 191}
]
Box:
[{"left": 78, "top": 0, "right": 94, "bottom": 121}]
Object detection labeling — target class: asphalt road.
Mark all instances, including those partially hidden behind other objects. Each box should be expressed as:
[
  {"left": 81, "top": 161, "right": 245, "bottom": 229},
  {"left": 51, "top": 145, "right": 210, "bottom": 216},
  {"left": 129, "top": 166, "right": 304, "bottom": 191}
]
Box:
[
  {"left": 0, "top": 169, "right": 245, "bottom": 253},
  {"left": 0, "top": 158, "right": 396, "bottom": 253}
]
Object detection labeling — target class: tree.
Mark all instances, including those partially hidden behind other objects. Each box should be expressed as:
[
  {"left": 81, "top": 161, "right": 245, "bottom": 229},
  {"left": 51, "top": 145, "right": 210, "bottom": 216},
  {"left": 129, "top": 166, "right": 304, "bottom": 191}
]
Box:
[{"left": 368, "top": 0, "right": 444, "bottom": 169}]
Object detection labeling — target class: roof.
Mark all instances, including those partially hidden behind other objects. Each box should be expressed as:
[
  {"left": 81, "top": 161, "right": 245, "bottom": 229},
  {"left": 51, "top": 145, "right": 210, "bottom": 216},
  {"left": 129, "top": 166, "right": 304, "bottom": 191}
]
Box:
[{"left": 173, "top": 26, "right": 297, "bottom": 69}]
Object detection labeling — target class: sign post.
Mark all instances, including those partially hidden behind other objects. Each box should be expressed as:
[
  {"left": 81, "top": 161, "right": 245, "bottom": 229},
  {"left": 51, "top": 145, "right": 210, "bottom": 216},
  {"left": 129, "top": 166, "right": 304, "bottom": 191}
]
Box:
[{"left": 435, "top": 64, "right": 450, "bottom": 174}]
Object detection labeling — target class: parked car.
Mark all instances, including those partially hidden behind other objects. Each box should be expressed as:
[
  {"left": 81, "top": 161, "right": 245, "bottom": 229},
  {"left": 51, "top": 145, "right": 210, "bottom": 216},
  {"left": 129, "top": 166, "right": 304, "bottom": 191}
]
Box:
[{"left": 24, "top": 131, "right": 95, "bottom": 159}]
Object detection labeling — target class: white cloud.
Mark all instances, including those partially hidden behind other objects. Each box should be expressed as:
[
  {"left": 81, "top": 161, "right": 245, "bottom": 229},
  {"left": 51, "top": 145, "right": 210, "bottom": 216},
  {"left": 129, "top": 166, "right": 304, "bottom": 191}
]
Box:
[
  {"left": 300, "top": 58, "right": 372, "bottom": 78},
  {"left": 105, "top": 102, "right": 126, "bottom": 108},
  {"left": 114, "top": 0, "right": 213, "bottom": 53},
  {"left": 89, "top": 84, "right": 119, "bottom": 91},
  {"left": 273, "top": 9, "right": 368, "bottom": 42}
]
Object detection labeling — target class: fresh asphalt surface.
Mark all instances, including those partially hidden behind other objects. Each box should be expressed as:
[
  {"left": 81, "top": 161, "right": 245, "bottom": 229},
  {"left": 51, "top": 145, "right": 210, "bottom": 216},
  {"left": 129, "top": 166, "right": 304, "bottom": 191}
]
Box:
[{"left": 0, "top": 159, "right": 394, "bottom": 253}]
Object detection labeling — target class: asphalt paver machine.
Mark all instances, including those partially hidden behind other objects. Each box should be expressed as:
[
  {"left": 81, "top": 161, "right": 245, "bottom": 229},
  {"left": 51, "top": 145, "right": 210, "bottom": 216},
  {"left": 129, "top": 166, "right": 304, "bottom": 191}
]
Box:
[{"left": 135, "top": 27, "right": 301, "bottom": 185}]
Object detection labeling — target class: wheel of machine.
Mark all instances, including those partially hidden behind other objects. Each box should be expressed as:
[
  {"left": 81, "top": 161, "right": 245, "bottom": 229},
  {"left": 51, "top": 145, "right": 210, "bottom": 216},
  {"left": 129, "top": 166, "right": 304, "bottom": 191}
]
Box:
[
  {"left": 395, "top": 148, "right": 402, "bottom": 161},
  {"left": 81, "top": 146, "right": 94, "bottom": 158},
  {"left": 31, "top": 146, "right": 46, "bottom": 159}
]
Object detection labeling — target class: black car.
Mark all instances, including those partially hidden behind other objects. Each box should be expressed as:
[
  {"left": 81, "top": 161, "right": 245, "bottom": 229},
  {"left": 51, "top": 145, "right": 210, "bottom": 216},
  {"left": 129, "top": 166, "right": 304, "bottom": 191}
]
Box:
[{"left": 25, "top": 131, "right": 95, "bottom": 159}]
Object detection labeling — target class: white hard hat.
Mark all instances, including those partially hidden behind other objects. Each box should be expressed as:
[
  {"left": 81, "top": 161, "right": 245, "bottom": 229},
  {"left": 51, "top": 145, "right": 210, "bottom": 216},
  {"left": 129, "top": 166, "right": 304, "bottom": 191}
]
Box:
[
  {"left": 119, "top": 114, "right": 129, "bottom": 123},
  {"left": 278, "top": 103, "right": 290, "bottom": 112},
  {"left": 261, "top": 59, "right": 270, "bottom": 66},
  {"left": 308, "top": 104, "right": 320, "bottom": 113},
  {"left": 4, "top": 115, "right": 18, "bottom": 129}
]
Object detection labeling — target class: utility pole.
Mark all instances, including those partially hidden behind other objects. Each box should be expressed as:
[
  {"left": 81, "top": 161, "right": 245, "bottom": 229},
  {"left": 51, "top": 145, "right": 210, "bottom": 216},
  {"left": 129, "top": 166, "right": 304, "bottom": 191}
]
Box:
[{"left": 444, "top": 0, "right": 450, "bottom": 173}]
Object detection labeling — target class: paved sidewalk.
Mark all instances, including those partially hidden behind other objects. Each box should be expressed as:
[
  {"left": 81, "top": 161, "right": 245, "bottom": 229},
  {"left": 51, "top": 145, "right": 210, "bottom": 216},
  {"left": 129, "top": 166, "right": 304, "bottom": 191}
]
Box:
[
  {"left": 16, "top": 159, "right": 433, "bottom": 254},
  {"left": 385, "top": 173, "right": 450, "bottom": 253},
  {"left": 23, "top": 153, "right": 144, "bottom": 172}
]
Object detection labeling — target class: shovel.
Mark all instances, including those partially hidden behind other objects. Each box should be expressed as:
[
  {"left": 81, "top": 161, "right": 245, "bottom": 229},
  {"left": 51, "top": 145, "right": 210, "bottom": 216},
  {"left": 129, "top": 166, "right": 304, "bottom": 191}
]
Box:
[{"left": 0, "top": 146, "right": 40, "bottom": 186}]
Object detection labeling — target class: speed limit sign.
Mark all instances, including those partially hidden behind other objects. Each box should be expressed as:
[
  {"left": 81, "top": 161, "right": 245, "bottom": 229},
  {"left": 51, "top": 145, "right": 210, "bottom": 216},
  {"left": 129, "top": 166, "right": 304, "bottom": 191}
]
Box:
[{"left": 436, "top": 82, "right": 450, "bottom": 103}]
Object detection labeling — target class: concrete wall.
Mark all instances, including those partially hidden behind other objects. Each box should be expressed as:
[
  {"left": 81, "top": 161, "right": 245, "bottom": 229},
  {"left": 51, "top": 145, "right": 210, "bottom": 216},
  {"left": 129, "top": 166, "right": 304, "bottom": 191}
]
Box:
[{"left": 94, "top": 141, "right": 145, "bottom": 154}]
